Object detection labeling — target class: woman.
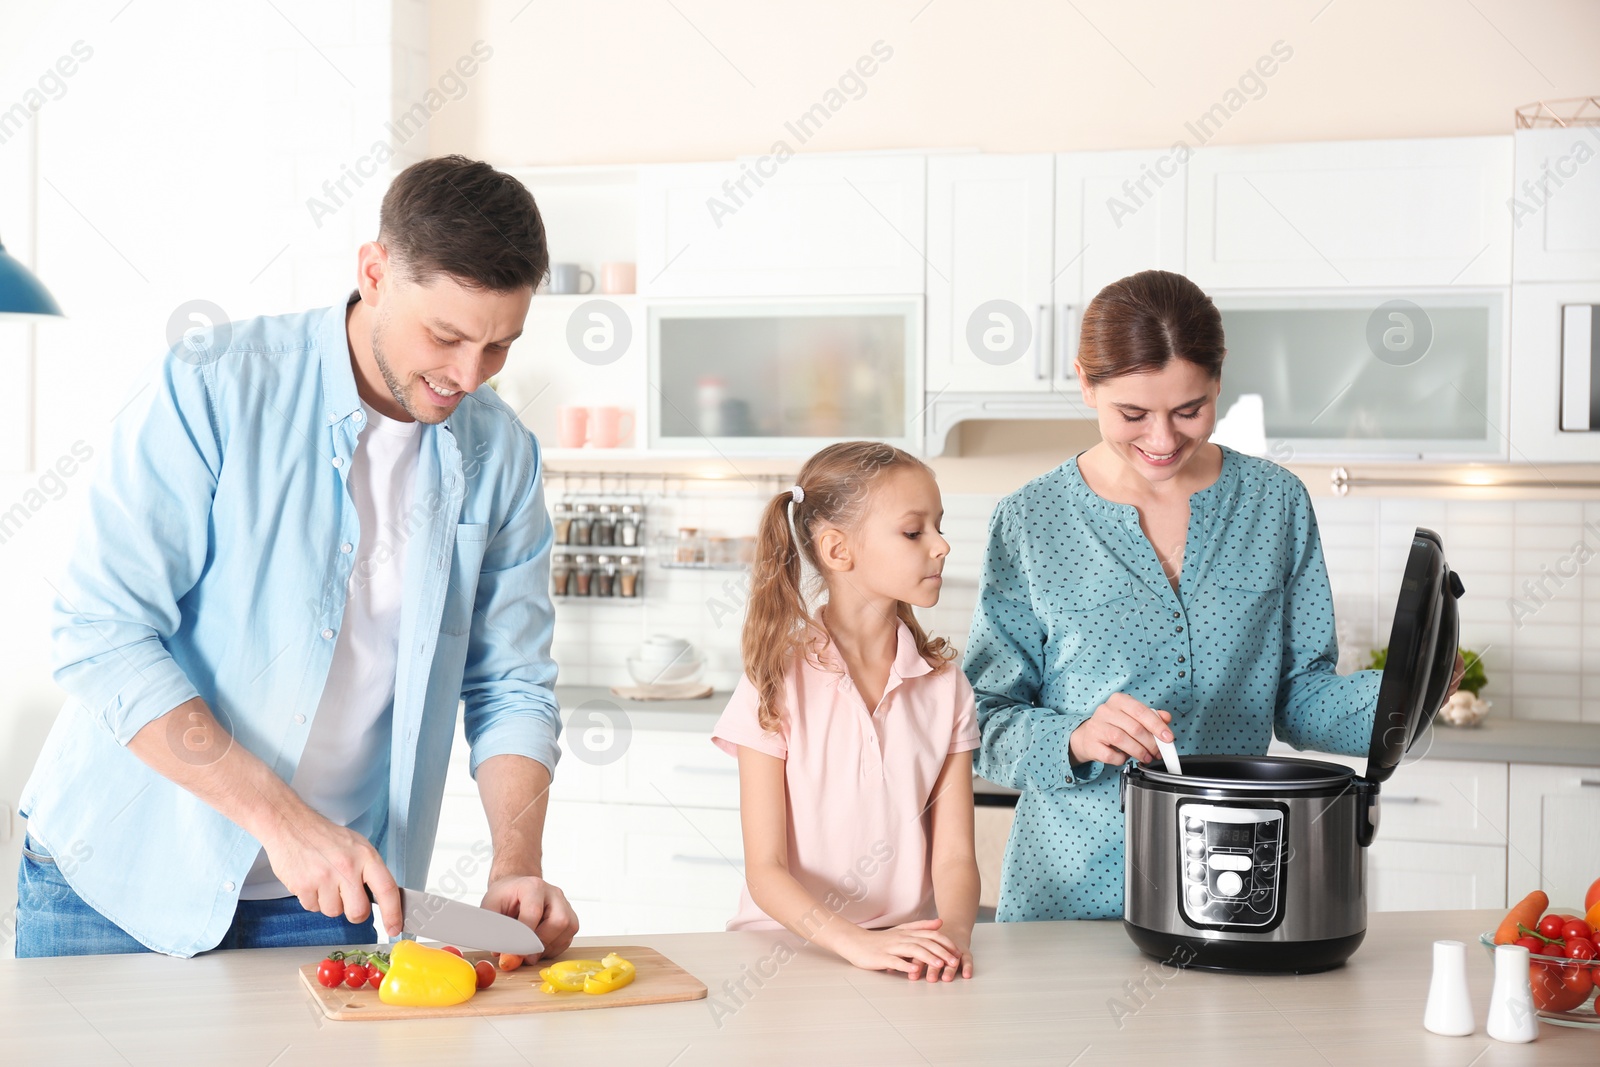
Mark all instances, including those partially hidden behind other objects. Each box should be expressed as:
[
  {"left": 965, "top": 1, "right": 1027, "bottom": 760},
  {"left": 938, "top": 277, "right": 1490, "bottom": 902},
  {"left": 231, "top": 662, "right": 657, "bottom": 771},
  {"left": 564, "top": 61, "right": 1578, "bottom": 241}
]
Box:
[{"left": 963, "top": 269, "right": 1463, "bottom": 921}]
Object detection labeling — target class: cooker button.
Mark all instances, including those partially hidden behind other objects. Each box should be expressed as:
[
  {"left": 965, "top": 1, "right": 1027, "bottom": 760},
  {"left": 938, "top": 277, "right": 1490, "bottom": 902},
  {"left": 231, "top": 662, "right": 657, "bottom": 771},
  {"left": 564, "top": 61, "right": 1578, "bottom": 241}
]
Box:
[
  {"left": 1186, "top": 861, "right": 1206, "bottom": 882},
  {"left": 1216, "top": 871, "right": 1244, "bottom": 897},
  {"left": 1186, "top": 885, "right": 1207, "bottom": 909},
  {"left": 1257, "top": 820, "right": 1280, "bottom": 840},
  {"left": 1255, "top": 864, "right": 1276, "bottom": 885},
  {"left": 1254, "top": 843, "right": 1276, "bottom": 864},
  {"left": 1185, "top": 817, "right": 1204, "bottom": 833},
  {"left": 1185, "top": 836, "right": 1206, "bottom": 857}
]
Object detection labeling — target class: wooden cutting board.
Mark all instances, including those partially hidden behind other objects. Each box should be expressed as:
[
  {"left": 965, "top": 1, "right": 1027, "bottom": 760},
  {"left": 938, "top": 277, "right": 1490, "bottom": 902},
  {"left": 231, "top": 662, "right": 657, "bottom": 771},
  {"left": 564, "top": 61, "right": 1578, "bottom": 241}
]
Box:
[{"left": 298, "top": 945, "right": 706, "bottom": 1021}]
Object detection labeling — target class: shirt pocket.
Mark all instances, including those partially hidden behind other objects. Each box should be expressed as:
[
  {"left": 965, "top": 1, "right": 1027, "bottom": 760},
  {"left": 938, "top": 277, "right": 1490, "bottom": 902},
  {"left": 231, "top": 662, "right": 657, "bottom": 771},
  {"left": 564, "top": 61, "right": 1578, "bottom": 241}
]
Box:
[
  {"left": 1048, "top": 576, "right": 1150, "bottom": 680},
  {"left": 440, "top": 524, "right": 490, "bottom": 636}
]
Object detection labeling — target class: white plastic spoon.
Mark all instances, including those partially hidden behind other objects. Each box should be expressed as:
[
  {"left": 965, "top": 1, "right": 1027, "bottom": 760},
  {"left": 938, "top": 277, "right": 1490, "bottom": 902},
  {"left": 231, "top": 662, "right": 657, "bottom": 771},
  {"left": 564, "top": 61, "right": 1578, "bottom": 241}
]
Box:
[{"left": 1156, "top": 736, "right": 1183, "bottom": 775}]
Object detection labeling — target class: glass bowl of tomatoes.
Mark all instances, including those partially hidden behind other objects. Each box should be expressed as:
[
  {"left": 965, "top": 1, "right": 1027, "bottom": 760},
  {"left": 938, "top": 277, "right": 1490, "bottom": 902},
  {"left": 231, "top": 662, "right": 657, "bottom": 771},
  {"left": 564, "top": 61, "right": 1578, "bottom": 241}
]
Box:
[{"left": 1479, "top": 912, "right": 1600, "bottom": 1029}]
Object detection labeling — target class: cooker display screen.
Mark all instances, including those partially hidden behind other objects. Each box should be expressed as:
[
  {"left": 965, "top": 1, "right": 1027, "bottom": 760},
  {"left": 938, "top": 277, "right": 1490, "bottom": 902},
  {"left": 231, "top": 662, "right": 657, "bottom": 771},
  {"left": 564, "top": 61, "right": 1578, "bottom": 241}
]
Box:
[{"left": 1209, "top": 823, "right": 1254, "bottom": 848}]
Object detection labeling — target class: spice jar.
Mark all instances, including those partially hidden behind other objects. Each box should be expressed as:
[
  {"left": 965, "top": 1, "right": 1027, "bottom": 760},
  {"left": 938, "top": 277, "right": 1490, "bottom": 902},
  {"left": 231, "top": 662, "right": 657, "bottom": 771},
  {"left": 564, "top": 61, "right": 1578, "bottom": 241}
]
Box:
[
  {"left": 676, "top": 527, "right": 705, "bottom": 564},
  {"left": 553, "top": 501, "right": 573, "bottom": 545},
  {"left": 571, "top": 503, "right": 594, "bottom": 546},
  {"left": 618, "top": 504, "right": 641, "bottom": 548},
  {"left": 593, "top": 554, "right": 616, "bottom": 597},
  {"left": 708, "top": 536, "right": 735, "bottom": 566},
  {"left": 593, "top": 504, "right": 617, "bottom": 546},
  {"left": 618, "top": 555, "right": 641, "bottom": 598},
  {"left": 571, "top": 554, "right": 594, "bottom": 596},
  {"left": 550, "top": 553, "right": 573, "bottom": 597}
]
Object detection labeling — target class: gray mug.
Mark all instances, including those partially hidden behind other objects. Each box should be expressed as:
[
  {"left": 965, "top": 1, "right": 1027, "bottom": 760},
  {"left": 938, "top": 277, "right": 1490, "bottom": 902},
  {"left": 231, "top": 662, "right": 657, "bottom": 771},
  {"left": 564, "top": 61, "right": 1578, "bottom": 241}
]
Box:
[{"left": 547, "top": 263, "right": 595, "bottom": 295}]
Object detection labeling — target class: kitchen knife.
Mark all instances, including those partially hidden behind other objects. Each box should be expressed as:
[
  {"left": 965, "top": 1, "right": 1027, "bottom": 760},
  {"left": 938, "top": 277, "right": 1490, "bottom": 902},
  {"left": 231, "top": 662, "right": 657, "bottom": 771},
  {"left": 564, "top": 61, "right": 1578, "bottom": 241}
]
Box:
[{"left": 371, "top": 886, "right": 544, "bottom": 955}]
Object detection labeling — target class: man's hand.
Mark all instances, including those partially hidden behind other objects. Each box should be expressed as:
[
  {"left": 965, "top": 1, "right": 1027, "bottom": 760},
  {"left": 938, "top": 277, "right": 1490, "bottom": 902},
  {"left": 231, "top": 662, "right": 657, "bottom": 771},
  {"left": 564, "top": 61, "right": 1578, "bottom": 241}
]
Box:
[
  {"left": 481, "top": 875, "right": 579, "bottom": 959},
  {"left": 258, "top": 811, "right": 402, "bottom": 937}
]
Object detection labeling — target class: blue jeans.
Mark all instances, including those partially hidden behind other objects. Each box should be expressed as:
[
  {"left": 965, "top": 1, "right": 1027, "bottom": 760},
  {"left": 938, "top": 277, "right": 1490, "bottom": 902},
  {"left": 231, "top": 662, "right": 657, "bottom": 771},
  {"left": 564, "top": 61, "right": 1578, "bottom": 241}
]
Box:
[{"left": 14, "top": 834, "right": 376, "bottom": 958}]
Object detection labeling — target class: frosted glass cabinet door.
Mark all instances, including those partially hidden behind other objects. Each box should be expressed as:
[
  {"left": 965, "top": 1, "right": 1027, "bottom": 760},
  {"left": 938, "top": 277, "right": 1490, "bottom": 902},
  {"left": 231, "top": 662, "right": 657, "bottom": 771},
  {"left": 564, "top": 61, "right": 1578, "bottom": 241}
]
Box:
[
  {"left": 649, "top": 299, "right": 921, "bottom": 454},
  {"left": 1214, "top": 291, "right": 1507, "bottom": 460}
]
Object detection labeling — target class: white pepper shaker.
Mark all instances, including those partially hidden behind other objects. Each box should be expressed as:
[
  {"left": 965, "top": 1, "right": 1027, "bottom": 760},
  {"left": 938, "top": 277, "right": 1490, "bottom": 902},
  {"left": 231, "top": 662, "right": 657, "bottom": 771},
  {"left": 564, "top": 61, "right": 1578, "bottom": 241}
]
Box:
[
  {"left": 1486, "top": 943, "right": 1538, "bottom": 1043},
  {"left": 1423, "top": 939, "right": 1474, "bottom": 1036}
]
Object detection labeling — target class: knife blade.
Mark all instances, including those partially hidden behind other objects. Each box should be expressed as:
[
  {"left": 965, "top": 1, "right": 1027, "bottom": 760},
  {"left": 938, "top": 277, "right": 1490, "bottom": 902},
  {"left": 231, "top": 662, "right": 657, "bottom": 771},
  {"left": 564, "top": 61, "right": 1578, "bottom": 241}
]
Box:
[{"left": 386, "top": 887, "right": 544, "bottom": 955}]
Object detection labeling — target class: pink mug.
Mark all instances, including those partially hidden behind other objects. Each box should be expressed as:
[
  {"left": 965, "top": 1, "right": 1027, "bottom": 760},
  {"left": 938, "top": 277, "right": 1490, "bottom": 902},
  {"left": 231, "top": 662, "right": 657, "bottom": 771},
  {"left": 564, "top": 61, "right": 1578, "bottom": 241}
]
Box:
[
  {"left": 590, "top": 406, "right": 635, "bottom": 448},
  {"left": 557, "top": 405, "right": 590, "bottom": 448}
]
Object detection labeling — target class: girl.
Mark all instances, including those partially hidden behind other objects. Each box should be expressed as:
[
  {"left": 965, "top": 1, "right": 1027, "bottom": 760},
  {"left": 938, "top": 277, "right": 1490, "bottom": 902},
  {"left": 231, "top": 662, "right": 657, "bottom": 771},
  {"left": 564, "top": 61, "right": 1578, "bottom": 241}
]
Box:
[{"left": 711, "top": 441, "right": 980, "bottom": 981}]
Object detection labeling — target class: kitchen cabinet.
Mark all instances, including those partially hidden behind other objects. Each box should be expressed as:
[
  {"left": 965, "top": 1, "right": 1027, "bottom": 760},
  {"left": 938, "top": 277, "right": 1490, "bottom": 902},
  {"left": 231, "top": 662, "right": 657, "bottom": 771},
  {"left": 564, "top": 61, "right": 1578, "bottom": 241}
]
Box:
[
  {"left": 636, "top": 155, "right": 926, "bottom": 297},
  {"left": 1054, "top": 148, "right": 1188, "bottom": 373},
  {"left": 647, "top": 297, "right": 922, "bottom": 454},
  {"left": 925, "top": 153, "right": 1057, "bottom": 393},
  {"left": 1507, "top": 761, "right": 1600, "bottom": 906},
  {"left": 1511, "top": 127, "right": 1600, "bottom": 282},
  {"left": 1186, "top": 137, "right": 1512, "bottom": 289},
  {"left": 1367, "top": 841, "right": 1508, "bottom": 912},
  {"left": 430, "top": 714, "right": 744, "bottom": 935}
]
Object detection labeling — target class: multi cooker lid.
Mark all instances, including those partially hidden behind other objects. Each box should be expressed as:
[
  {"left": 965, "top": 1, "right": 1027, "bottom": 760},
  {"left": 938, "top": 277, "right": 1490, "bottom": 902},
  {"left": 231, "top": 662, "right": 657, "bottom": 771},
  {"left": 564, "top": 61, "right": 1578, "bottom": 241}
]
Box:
[{"left": 1365, "top": 527, "right": 1464, "bottom": 784}]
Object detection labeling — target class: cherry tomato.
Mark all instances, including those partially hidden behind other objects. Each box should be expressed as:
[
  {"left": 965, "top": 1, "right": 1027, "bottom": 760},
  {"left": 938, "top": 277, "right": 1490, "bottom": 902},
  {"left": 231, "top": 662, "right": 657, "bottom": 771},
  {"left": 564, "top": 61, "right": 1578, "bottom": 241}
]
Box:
[
  {"left": 475, "top": 960, "right": 496, "bottom": 989},
  {"left": 1566, "top": 937, "right": 1598, "bottom": 962},
  {"left": 343, "top": 963, "right": 369, "bottom": 989},
  {"left": 1539, "top": 914, "right": 1567, "bottom": 940},
  {"left": 367, "top": 966, "right": 384, "bottom": 990},
  {"left": 1516, "top": 935, "right": 1547, "bottom": 954},
  {"left": 1562, "top": 920, "right": 1594, "bottom": 944},
  {"left": 441, "top": 945, "right": 464, "bottom": 957},
  {"left": 316, "top": 958, "right": 346, "bottom": 988}
]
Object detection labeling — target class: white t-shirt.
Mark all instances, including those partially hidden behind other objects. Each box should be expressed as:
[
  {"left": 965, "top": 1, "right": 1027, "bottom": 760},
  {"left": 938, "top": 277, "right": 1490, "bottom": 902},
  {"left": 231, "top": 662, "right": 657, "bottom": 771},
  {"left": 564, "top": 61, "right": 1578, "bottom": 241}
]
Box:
[{"left": 241, "top": 402, "right": 422, "bottom": 899}]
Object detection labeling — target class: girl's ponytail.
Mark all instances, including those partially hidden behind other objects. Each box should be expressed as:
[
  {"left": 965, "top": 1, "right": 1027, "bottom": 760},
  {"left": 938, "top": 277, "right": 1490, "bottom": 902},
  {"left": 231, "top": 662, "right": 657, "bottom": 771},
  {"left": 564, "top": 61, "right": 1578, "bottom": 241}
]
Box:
[{"left": 742, "top": 487, "right": 817, "bottom": 731}]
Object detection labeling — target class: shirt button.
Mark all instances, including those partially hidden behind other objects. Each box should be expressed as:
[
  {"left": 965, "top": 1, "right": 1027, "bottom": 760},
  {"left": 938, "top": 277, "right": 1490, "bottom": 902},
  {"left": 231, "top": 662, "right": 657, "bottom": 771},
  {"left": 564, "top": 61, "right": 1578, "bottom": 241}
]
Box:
[
  {"left": 223, "top": 881, "right": 236, "bottom": 892},
  {"left": 331, "top": 456, "right": 345, "bottom": 469},
  {"left": 1178, "top": 670, "right": 1187, "bottom": 678},
  {"left": 352, "top": 411, "right": 364, "bottom": 423},
  {"left": 1173, "top": 611, "right": 1181, "bottom": 619},
  {"left": 341, "top": 542, "right": 353, "bottom": 553},
  {"left": 1175, "top": 626, "right": 1184, "bottom": 633},
  {"left": 321, "top": 628, "right": 335, "bottom": 639},
  {"left": 294, "top": 713, "right": 306, "bottom": 724},
  {"left": 1178, "top": 655, "right": 1186, "bottom": 663}
]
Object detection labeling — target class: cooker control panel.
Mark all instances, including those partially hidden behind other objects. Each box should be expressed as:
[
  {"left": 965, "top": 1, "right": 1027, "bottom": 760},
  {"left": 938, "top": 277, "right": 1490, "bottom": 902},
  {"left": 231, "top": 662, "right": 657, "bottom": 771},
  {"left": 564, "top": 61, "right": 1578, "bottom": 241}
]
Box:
[{"left": 1175, "top": 802, "right": 1283, "bottom": 929}]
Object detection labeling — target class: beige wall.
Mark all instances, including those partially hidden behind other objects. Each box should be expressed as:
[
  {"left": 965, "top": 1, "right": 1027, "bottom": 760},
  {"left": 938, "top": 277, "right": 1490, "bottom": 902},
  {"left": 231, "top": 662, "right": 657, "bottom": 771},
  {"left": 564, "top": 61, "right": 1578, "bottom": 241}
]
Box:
[{"left": 427, "top": 0, "right": 1597, "bottom": 166}]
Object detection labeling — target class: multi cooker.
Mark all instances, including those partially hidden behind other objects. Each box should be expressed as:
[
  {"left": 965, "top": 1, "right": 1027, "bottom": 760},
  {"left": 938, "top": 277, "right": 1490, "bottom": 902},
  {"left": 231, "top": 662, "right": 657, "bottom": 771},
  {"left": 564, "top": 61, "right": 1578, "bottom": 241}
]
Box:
[{"left": 1121, "top": 527, "right": 1464, "bottom": 973}]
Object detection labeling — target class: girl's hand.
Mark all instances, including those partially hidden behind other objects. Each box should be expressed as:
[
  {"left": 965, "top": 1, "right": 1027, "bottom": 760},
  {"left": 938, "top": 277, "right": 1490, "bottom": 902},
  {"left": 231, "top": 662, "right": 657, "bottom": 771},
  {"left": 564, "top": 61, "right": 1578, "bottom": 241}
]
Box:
[
  {"left": 918, "top": 927, "right": 974, "bottom": 982},
  {"left": 1068, "top": 693, "right": 1173, "bottom": 766},
  {"left": 842, "top": 919, "right": 962, "bottom": 978}
]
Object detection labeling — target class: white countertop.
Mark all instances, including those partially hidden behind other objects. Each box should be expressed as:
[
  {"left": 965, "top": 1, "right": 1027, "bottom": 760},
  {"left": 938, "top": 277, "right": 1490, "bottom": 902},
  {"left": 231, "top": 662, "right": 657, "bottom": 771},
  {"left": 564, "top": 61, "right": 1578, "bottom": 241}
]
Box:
[{"left": 5, "top": 910, "right": 1592, "bottom": 1064}]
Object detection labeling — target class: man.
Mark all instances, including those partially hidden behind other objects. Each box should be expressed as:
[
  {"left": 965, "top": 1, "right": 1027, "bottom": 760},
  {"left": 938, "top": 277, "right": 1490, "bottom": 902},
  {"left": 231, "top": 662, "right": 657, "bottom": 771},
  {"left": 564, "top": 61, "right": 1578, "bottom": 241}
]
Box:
[{"left": 15, "top": 155, "right": 578, "bottom": 958}]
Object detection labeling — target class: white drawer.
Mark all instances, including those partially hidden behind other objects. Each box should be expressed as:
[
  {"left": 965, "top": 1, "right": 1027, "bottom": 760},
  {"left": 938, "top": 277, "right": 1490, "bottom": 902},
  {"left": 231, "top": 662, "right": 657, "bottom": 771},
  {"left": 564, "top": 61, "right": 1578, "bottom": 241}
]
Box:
[
  {"left": 1269, "top": 747, "right": 1508, "bottom": 846},
  {"left": 565, "top": 898, "right": 736, "bottom": 937},
  {"left": 620, "top": 731, "right": 741, "bottom": 809},
  {"left": 541, "top": 801, "right": 745, "bottom": 908}
]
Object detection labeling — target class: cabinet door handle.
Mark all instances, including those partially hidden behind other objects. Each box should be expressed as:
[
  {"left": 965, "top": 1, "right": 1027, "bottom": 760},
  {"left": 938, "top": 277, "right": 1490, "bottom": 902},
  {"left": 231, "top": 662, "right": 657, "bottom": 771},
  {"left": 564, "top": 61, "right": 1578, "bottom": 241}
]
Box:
[
  {"left": 1058, "top": 303, "right": 1075, "bottom": 382},
  {"left": 1580, "top": 779, "right": 1600, "bottom": 789},
  {"left": 671, "top": 853, "right": 741, "bottom": 866},
  {"left": 1382, "top": 796, "right": 1426, "bottom": 805},
  {"left": 671, "top": 764, "right": 740, "bottom": 776},
  {"left": 1035, "top": 304, "right": 1052, "bottom": 380}
]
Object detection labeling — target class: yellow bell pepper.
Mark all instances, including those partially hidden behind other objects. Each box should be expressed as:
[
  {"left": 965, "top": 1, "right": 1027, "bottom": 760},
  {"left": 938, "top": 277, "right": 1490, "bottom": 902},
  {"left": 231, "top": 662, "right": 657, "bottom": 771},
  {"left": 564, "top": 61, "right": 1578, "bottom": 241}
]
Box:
[
  {"left": 584, "top": 953, "right": 635, "bottom": 995},
  {"left": 377, "top": 940, "right": 479, "bottom": 1007},
  {"left": 535, "top": 953, "right": 636, "bottom": 995},
  {"left": 542, "top": 958, "right": 606, "bottom": 992}
]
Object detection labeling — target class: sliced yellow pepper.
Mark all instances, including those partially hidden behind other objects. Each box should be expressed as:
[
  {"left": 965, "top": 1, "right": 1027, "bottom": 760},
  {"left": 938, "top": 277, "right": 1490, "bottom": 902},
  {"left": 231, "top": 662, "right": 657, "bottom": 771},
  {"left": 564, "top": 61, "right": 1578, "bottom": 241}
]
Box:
[
  {"left": 377, "top": 940, "right": 479, "bottom": 1007},
  {"left": 543, "top": 958, "right": 606, "bottom": 992},
  {"left": 583, "top": 953, "right": 636, "bottom": 995}
]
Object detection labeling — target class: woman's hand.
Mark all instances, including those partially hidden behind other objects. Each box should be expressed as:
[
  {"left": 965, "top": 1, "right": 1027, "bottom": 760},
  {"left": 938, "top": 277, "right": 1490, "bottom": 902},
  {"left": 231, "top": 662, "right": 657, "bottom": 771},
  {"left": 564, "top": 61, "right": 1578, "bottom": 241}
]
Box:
[
  {"left": 1068, "top": 693, "right": 1174, "bottom": 766},
  {"left": 1445, "top": 650, "right": 1467, "bottom": 699},
  {"left": 916, "top": 924, "right": 974, "bottom": 982},
  {"left": 841, "top": 918, "right": 962, "bottom": 979}
]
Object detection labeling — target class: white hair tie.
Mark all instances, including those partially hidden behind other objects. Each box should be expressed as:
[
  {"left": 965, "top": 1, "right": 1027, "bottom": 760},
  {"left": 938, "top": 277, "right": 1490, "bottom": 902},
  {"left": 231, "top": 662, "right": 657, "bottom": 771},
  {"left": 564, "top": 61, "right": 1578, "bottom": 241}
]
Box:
[{"left": 789, "top": 484, "right": 805, "bottom": 504}]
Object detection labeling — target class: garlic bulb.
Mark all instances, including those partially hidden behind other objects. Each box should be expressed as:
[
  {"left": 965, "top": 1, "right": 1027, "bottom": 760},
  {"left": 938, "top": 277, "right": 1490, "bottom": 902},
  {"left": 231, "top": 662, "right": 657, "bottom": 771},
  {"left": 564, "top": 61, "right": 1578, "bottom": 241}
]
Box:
[{"left": 1437, "top": 690, "right": 1490, "bottom": 728}]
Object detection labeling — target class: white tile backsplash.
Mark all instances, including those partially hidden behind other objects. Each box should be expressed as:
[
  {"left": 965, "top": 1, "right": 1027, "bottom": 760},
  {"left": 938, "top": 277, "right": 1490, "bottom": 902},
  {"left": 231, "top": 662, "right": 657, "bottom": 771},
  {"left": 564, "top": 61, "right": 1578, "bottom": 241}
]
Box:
[{"left": 547, "top": 474, "right": 1600, "bottom": 725}]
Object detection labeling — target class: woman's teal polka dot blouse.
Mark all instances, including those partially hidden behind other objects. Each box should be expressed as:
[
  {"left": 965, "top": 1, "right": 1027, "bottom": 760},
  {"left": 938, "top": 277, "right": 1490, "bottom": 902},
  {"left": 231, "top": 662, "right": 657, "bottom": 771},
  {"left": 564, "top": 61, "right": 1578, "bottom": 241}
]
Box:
[{"left": 962, "top": 444, "right": 1381, "bottom": 921}]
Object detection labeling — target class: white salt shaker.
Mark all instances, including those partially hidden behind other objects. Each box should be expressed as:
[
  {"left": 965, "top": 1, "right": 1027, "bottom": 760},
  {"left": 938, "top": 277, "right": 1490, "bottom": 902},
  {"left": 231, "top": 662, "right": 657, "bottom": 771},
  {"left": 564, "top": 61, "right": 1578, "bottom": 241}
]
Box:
[
  {"left": 1423, "top": 939, "right": 1474, "bottom": 1036},
  {"left": 1486, "top": 943, "right": 1538, "bottom": 1043}
]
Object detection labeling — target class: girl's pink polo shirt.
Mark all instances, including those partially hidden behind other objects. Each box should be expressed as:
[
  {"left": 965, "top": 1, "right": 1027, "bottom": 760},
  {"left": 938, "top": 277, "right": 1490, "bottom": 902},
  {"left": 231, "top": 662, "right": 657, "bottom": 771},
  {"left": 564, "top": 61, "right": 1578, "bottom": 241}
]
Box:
[{"left": 711, "top": 620, "right": 980, "bottom": 932}]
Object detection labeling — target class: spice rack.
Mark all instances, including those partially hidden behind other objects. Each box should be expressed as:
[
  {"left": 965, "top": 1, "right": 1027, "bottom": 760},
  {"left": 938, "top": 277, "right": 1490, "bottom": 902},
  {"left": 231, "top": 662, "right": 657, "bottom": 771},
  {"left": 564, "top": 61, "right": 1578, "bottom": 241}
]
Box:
[
  {"left": 658, "top": 528, "right": 756, "bottom": 572},
  {"left": 551, "top": 499, "right": 648, "bottom": 601}
]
